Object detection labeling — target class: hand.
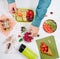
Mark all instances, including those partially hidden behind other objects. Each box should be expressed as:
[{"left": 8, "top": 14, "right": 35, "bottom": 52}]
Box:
[
  {"left": 28, "top": 25, "right": 39, "bottom": 37},
  {"left": 8, "top": 3, "right": 16, "bottom": 14}
]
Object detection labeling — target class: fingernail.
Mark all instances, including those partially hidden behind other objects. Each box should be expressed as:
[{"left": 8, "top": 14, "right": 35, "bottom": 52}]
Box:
[
  {"left": 12, "top": 8, "right": 15, "bottom": 13},
  {"left": 13, "top": 8, "right": 15, "bottom": 11}
]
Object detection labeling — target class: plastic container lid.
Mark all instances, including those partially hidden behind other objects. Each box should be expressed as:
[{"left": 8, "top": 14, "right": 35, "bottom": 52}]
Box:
[{"left": 19, "top": 44, "right": 26, "bottom": 53}]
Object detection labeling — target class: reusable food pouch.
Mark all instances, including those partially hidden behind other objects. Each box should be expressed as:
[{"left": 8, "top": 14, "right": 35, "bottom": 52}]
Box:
[
  {"left": 0, "top": 15, "right": 16, "bottom": 36},
  {"left": 36, "top": 36, "right": 59, "bottom": 59}
]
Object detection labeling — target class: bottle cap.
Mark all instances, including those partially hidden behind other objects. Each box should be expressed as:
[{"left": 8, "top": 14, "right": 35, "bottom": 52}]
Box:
[{"left": 19, "top": 44, "right": 26, "bottom": 53}]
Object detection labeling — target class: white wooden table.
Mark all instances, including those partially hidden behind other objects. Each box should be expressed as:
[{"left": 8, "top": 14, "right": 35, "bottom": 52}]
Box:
[{"left": 0, "top": 0, "right": 60, "bottom": 59}]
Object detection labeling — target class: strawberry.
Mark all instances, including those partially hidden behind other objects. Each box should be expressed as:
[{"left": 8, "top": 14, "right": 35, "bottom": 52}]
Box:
[
  {"left": 45, "top": 46, "right": 48, "bottom": 52},
  {"left": 40, "top": 42, "right": 48, "bottom": 53},
  {"left": 26, "top": 10, "right": 34, "bottom": 22}
]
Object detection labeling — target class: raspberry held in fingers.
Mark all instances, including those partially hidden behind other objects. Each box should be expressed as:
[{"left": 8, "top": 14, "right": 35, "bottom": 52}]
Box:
[{"left": 23, "top": 32, "right": 33, "bottom": 42}]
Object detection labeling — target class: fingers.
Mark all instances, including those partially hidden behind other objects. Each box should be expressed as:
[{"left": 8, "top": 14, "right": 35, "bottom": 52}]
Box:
[
  {"left": 12, "top": 4, "right": 17, "bottom": 13},
  {"left": 29, "top": 33, "right": 34, "bottom": 37},
  {"left": 28, "top": 28, "right": 38, "bottom": 37},
  {"left": 9, "top": 8, "right": 14, "bottom": 14},
  {"left": 28, "top": 29, "right": 33, "bottom": 37},
  {"left": 10, "top": 6, "right": 16, "bottom": 14},
  {"left": 12, "top": 7, "right": 16, "bottom": 13},
  {"left": 29, "top": 32, "right": 37, "bottom": 37},
  {"left": 28, "top": 26, "right": 32, "bottom": 32},
  {"left": 8, "top": 3, "right": 17, "bottom": 14},
  {"left": 30, "top": 33, "right": 37, "bottom": 37}
]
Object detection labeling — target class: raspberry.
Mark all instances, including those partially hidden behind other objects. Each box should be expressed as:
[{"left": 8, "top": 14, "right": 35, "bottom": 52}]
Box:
[{"left": 23, "top": 32, "right": 33, "bottom": 42}]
